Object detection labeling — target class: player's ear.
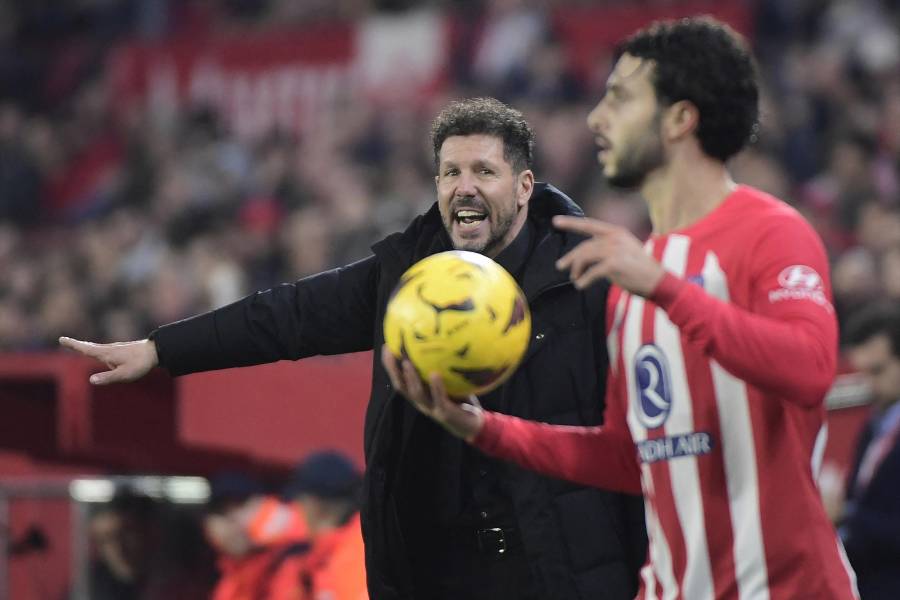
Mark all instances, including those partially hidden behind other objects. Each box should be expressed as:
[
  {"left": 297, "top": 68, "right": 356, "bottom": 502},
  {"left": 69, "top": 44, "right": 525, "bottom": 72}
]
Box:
[
  {"left": 516, "top": 169, "right": 534, "bottom": 208},
  {"left": 664, "top": 100, "right": 699, "bottom": 142}
]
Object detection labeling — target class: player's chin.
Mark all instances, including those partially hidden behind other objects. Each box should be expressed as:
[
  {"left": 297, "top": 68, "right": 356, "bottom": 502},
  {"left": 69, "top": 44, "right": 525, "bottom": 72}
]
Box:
[{"left": 451, "top": 233, "right": 489, "bottom": 254}]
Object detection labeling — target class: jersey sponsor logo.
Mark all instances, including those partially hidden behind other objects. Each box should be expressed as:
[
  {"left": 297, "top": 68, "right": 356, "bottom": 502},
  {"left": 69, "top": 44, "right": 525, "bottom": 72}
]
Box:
[
  {"left": 636, "top": 431, "right": 714, "bottom": 463},
  {"left": 769, "top": 265, "right": 830, "bottom": 308},
  {"left": 778, "top": 264, "right": 822, "bottom": 290},
  {"left": 634, "top": 344, "right": 673, "bottom": 429}
]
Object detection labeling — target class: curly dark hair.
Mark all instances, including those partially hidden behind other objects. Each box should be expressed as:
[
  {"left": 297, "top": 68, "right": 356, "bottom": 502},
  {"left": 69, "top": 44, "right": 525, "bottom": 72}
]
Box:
[
  {"left": 430, "top": 97, "right": 535, "bottom": 172},
  {"left": 616, "top": 16, "right": 759, "bottom": 162}
]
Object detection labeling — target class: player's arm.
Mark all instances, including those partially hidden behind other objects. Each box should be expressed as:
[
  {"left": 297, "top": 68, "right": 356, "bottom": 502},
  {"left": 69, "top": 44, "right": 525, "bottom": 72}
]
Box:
[
  {"left": 61, "top": 256, "right": 380, "bottom": 382},
  {"left": 382, "top": 346, "right": 643, "bottom": 495},
  {"left": 475, "top": 411, "right": 642, "bottom": 494},
  {"left": 647, "top": 216, "right": 836, "bottom": 407},
  {"left": 554, "top": 214, "right": 837, "bottom": 408}
]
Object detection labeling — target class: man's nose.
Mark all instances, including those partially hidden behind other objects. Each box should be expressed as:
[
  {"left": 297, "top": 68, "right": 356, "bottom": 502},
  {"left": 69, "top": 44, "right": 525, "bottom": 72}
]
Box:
[
  {"left": 587, "top": 101, "right": 608, "bottom": 133},
  {"left": 455, "top": 171, "right": 478, "bottom": 197}
]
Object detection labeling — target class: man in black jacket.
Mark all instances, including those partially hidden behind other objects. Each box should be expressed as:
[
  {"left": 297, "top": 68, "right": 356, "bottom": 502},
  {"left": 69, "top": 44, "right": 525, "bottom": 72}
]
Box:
[{"left": 61, "top": 98, "right": 646, "bottom": 599}]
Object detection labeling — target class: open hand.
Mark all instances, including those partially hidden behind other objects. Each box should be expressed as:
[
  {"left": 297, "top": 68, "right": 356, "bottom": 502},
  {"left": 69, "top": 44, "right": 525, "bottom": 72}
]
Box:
[
  {"left": 380, "top": 345, "right": 484, "bottom": 442},
  {"left": 58, "top": 337, "right": 159, "bottom": 385},
  {"left": 554, "top": 215, "right": 665, "bottom": 296}
]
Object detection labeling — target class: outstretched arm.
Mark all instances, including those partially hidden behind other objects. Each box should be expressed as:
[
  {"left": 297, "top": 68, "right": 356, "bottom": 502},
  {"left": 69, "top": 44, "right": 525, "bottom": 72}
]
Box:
[{"left": 61, "top": 256, "right": 380, "bottom": 383}]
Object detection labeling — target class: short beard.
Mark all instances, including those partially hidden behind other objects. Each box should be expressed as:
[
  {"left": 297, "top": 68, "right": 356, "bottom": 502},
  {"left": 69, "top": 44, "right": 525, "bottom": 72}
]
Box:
[
  {"left": 606, "top": 111, "right": 665, "bottom": 190},
  {"left": 446, "top": 208, "right": 516, "bottom": 256},
  {"left": 444, "top": 180, "right": 521, "bottom": 256},
  {"left": 479, "top": 209, "right": 516, "bottom": 257}
]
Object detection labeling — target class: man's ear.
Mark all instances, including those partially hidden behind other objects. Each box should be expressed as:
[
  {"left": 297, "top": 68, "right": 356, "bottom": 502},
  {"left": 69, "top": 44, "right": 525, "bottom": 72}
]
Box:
[
  {"left": 664, "top": 100, "right": 699, "bottom": 142},
  {"left": 517, "top": 169, "right": 535, "bottom": 208}
]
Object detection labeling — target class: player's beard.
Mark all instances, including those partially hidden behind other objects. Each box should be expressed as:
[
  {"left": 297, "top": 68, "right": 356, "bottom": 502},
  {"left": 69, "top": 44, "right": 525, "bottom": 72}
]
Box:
[
  {"left": 606, "top": 110, "right": 665, "bottom": 190},
  {"left": 478, "top": 206, "right": 517, "bottom": 257},
  {"left": 444, "top": 183, "right": 520, "bottom": 257}
]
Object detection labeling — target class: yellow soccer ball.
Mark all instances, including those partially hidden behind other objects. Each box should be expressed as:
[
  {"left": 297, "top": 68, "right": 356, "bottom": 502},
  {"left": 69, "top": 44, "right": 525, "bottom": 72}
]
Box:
[{"left": 383, "top": 250, "right": 531, "bottom": 397}]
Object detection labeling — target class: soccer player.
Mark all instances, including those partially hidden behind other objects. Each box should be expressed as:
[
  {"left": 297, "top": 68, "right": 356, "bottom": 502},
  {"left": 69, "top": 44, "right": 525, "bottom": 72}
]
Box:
[{"left": 388, "top": 17, "right": 860, "bottom": 600}]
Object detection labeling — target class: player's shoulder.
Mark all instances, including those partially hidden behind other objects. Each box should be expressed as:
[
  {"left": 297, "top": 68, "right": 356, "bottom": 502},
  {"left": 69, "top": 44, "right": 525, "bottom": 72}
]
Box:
[
  {"left": 729, "top": 185, "right": 816, "bottom": 235},
  {"left": 726, "top": 186, "right": 830, "bottom": 271}
]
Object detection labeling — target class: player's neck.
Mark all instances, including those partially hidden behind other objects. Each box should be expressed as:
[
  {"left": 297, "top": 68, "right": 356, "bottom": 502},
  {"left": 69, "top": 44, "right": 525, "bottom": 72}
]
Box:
[{"left": 641, "top": 151, "right": 736, "bottom": 236}]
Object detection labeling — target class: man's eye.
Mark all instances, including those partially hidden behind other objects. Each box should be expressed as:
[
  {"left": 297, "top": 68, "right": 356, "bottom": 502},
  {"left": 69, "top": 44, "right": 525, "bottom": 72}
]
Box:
[
  {"left": 479, "top": 168, "right": 493, "bottom": 175},
  {"left": 444, "top": 169, "right": 458, "bottom": 176}
]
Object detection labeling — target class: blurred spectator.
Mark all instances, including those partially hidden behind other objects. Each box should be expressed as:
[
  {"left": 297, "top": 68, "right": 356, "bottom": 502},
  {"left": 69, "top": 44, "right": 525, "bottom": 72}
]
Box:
[
  {"left": 0, "top": 104, "right": 41, "bottom": 226},
  {"left": 85, "top": 491, "right": 214, "bottom": 600},
  {"left": 281, "top": 450, "right": 367, "bottom": 600},
  {"left": 204, "top": 473, "right": 309, "bottom": 600},
  {"left": 880, "top": 244, "right": 900, "bottom": 302},
  {"left": 838, "top": 305, "right": 900, "bottom": 600},
  {"left": 87, "top": 493, "right": 156, "bottom": 600}
]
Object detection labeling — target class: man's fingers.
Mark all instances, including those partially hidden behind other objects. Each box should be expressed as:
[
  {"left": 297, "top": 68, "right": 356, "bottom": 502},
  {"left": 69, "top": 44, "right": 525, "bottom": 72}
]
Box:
[
  {"left": 59, "top": 337, "right": 104, "bottom": 359},
  {"left": 401, "top": 360, "right": 432, "bottom": 410},
  {"left": 463, "top": 395, "right": 482, "bottom": 409},
  {"left": 573, "top": 263, "right": 609, "bottom": 290},
  {"left": 427, "top": 373, "right": 453, "bottom": 411},
  {"left": 380, "top": 345, "right": 405, "bottom": 392},
  {"left": 89, "top": 368, "right": 121, "bottom": 386},
  {"left": 552, "top": 215, "right": 616, "bottom": 236},
  {"left": 556, "top": 247, "right": 575, "bottom": 271},
  {"left": 564, "top": 245, "right": 603, "bottom": 281},
  {"left": 556, "top": 239, "right": 606, "bottom": 275}
]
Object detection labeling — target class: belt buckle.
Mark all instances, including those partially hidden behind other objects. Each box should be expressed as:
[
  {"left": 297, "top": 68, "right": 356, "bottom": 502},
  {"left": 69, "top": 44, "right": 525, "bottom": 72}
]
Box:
[{"left": 477, "top": 527, "right": 507, "bottom": 555}]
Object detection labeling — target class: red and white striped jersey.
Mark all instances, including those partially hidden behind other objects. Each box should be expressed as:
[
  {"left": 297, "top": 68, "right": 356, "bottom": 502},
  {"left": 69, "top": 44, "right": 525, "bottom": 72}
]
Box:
[{"left": 477, "top": 186, "right": 859, "bottom": 599}]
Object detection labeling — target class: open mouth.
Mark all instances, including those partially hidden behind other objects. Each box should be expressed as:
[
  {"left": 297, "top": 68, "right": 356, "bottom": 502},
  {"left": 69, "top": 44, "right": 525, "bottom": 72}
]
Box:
[
  {"left": 454, "top": 209, "right": 488, "bottom": 228},
  {"left": 595, "top": 135, "right": 611, "bottom": 151}
]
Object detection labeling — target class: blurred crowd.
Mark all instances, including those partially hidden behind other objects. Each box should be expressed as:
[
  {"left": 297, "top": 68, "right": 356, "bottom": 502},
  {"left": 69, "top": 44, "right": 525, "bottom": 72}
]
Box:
[{"left": 0, "top": 0, "right": 899, "bottom": 352}]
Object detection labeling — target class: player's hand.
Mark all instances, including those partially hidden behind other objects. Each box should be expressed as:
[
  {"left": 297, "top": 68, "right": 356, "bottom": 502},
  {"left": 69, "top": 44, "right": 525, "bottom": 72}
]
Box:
[
  {"left": 58, "top": 337, "right": 159, "bottom": 385},
  {"left": 553, "top": 215, "right": 665, "bottom": 296},
  {"left": 380, "top": 345, "right": 484, "bottom": 442}
]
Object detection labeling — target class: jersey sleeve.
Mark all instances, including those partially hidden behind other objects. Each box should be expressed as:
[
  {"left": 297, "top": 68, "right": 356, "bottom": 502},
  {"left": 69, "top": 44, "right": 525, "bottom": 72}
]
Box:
[
  {"left": 473, "top": 388, "right": 642, "bottom": 495},
  {"left": 650, "top": 211, "right": 838, "bottom": 408}
]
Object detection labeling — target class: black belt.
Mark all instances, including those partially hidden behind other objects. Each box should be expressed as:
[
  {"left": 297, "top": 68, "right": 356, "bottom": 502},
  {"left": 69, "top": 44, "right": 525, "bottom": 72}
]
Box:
[
  {"left": 474, "top": 526, "right": 519, "bottom": 556},
  {"left": 425, "top": 523, "right": 523, "bottom": 559}
]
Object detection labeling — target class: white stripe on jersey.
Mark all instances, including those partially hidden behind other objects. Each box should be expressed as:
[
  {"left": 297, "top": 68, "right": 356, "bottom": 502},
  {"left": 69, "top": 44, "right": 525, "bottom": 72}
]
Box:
[
  {"left": 657, "top": 235, "right": 715, "bottom": 599},
  {"left": 624, "top": 292, "right": 646, "bottom": 444},
  {"left": 643, "top": 469, "right": 679, "bottom": 600},
  {"left": 811, "top": 422, "right": 828, "bottom": 477},
  {"left": 607, "top": 289, "right": 629, "bottom": 376},
  {"left": 640, "top": 564, "right": 658, "bottom": 600},
  {"left": 702, "top": 251, "right": 770, "bottom": 600}
]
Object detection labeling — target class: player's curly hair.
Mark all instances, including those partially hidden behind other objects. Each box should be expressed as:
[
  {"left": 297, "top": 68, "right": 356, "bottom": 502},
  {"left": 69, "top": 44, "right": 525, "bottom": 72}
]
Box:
[
  {"left": 430, "top": 97, "right": 535, "bottom": 173},
  {"left": 616, "top": 16, "right": 759, "bottom": 162}
]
